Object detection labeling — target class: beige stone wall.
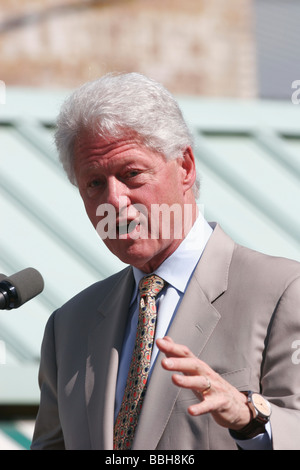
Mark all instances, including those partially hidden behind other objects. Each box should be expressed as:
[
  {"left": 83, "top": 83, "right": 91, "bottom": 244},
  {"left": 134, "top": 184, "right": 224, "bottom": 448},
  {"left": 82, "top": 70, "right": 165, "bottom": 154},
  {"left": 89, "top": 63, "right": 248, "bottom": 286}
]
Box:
[{"left": 0, "top": 0, "right": 257, "bottom": 96}]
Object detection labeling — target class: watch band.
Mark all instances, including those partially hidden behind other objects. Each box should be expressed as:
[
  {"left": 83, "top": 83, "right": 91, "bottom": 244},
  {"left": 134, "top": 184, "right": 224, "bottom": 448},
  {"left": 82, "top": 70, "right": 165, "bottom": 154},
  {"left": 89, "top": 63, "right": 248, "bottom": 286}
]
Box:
[
  {"left": 230, "top": 391, "right": 271, "bottom": 440},
  {"left": 231, "top": 417, "right": 267, "bottom": 440}
]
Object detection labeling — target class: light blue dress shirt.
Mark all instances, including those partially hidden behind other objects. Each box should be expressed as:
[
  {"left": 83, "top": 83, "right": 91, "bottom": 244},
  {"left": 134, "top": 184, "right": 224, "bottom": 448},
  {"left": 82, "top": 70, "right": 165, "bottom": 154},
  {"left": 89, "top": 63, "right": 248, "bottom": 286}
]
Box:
[{"left": 114, "top": 213, "right": 272, "bottom": 450}]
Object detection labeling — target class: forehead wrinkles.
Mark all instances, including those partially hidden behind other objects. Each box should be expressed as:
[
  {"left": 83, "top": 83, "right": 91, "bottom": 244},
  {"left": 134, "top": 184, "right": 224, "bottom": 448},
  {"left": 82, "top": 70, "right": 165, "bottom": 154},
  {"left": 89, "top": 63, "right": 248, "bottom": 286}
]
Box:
[
  {"left": 75, "top": 133, "right": 137, "bottom": 157},
  {"left": 74, "top": 134, "right": 145, "bottom": 172}
]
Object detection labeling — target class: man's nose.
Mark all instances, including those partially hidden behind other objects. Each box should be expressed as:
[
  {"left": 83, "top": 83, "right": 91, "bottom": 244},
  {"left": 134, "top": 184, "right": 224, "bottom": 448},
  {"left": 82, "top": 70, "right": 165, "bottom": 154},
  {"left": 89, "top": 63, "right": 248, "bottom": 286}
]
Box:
[{"left": 105, "top": 177, "right": 130, "bottom": 211}]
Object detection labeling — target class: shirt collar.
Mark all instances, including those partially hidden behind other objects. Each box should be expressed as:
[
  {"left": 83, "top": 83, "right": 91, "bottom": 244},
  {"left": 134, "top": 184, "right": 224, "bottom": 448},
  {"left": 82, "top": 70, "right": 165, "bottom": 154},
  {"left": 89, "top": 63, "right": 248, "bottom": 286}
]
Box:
[{"left": 132, "top": 212, "right": 212, "bottom": 297}]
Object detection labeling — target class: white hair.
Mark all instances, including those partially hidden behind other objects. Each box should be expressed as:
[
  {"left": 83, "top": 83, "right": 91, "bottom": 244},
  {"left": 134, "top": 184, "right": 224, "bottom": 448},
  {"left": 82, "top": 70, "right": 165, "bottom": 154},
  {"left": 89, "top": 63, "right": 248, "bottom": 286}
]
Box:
[{"left": 55, "top": 72, "right": 199, "bottom": 196}]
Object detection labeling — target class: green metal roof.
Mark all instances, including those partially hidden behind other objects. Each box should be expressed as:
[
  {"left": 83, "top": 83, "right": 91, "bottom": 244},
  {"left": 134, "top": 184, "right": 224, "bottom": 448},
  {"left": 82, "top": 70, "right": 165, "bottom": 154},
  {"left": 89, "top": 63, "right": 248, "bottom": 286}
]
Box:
[
  {"left": 0, "top": 88, "right": 299, "bottom": 412},
  {"left": 0, "top": 420, "right": 33, "bottom": 450}
]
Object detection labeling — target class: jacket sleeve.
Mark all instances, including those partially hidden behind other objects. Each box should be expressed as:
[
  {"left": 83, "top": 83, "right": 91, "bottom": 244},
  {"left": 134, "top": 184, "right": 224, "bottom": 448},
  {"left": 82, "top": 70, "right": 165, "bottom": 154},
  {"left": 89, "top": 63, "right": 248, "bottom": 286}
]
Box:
[
  {"left": 31, "top": 311, "right": 65, "bottom": 450},
  {"left": 261, "top": 275, "right": 300, "bottom": 450}
]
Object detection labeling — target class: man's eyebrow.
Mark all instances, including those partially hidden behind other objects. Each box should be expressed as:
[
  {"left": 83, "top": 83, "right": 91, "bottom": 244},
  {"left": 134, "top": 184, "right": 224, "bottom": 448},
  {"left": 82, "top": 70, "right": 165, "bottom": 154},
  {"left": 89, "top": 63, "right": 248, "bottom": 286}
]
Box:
[
  {"left": 79, "top": 162, "right": 102, "bottom": 174},
  {"left": 78, "top": 156, "right": 142, "bottom": 177}
]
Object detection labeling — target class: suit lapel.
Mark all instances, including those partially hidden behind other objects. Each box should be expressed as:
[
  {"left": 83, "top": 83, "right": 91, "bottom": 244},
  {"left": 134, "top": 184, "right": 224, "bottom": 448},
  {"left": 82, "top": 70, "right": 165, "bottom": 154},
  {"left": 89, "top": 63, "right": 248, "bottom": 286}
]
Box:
[
  {"left": 132, "top": 224, "right": 235, "bottom": 450},
  {"left": 85, "top": 266, "right": 134, "bottom": 449}
]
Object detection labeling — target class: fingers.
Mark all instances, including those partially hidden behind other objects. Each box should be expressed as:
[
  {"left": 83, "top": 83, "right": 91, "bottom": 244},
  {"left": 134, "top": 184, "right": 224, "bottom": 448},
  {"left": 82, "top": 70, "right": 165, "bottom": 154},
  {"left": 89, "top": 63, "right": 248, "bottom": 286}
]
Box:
[
  {"left": 156, "top": 336, "right": 196, "bottom": 360},
  {"left": 157, "top": 337, "right": 207, "bottom": 375},
  {"left": 157, "top": 336, "right": 214, "bottom": 415},
  {"left": 156, "top": 336, "right": 252, "bottom": 428},
  {"left": 172, "top": 373, "right": 211, "bottom": 395}
]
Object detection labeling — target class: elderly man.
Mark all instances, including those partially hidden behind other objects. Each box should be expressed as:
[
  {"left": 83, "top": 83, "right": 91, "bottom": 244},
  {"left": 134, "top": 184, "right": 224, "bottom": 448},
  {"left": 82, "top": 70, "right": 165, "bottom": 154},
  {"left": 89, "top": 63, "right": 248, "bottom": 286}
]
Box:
[{"left": 31, "top": 73, "right": 300, "bottom": 450}]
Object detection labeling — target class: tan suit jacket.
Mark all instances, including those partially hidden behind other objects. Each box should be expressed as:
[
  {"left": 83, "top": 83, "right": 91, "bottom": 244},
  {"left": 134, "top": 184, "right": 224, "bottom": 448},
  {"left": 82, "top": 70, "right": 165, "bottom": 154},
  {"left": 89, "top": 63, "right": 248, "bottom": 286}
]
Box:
[{"left": 31, "top": 224, "right": 300, "bottom": 450}]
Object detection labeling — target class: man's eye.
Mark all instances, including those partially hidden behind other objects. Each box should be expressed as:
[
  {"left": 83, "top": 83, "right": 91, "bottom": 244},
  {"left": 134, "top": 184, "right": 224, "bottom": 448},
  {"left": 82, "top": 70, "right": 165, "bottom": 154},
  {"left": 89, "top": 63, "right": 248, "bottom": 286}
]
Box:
[
  {"left": 88, "top": 179, "right": 101, "bottom": 188},
  {"left": 126, "top": 170, "right": 140, "bottom": 178},
  {"left": 86, "top": 179, "right": 104, "bottom": 197}
]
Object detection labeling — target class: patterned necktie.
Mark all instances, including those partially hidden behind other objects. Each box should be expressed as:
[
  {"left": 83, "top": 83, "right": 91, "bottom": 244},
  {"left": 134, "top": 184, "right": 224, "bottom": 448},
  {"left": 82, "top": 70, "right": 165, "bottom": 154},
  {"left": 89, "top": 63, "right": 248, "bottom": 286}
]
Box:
[{"left": 113, "top": 274, "right": 165, "bottom": 450}]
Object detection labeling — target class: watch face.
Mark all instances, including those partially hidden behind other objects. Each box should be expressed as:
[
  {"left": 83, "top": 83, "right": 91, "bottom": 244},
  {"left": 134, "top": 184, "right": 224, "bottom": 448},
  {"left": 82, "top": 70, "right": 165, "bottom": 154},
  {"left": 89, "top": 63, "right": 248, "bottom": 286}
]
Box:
[{"left": 252, "top": 393, "right": 271, "bottom": 417}]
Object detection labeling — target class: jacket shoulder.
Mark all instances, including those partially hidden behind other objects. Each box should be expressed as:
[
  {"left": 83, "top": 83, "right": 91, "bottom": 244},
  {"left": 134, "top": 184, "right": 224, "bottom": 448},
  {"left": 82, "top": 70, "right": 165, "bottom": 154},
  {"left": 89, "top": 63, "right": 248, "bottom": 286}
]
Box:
[
  {"left": 51, "top": 266, "right": 133, "bottom": 323},
  {"left": 232, "top": 242, "right": 300, "bottom": 287}
]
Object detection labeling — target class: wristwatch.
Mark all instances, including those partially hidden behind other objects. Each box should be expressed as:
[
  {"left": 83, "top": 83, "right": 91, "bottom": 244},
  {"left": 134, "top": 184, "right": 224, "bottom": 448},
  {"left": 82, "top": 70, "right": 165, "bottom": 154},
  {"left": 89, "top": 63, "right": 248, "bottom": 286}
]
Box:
[{"left": 231, "top": 391, "right": 272, "bottom": 440}]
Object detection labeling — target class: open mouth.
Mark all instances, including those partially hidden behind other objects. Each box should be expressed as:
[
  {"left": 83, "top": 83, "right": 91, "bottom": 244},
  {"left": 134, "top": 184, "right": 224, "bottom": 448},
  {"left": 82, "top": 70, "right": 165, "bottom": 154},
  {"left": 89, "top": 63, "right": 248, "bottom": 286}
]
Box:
[{"left": 117, "top": 220, "right": 141, "bottom": 237}]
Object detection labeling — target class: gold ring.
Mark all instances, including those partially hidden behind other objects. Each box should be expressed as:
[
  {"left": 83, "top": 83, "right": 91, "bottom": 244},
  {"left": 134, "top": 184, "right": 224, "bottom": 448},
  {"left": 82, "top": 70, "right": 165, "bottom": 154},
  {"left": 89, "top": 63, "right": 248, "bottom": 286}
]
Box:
[{"left": 202, "top": 378, "right": 211, "bottom": 394}]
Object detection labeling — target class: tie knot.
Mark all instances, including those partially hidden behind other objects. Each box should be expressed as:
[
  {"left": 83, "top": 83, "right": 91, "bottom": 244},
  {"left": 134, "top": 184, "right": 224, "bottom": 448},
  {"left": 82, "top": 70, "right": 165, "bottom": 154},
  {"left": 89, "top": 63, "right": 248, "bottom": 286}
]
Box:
[{"left": 138, "top": 274, "right": 165, "bottom": 298}]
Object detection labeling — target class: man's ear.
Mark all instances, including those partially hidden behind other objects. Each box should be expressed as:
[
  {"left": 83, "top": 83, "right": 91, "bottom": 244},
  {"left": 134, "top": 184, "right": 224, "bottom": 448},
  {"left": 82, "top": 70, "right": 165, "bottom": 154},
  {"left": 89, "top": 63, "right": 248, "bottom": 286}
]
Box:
[{"left": 180, "top": 146, "right": 197, "bottom": 192}]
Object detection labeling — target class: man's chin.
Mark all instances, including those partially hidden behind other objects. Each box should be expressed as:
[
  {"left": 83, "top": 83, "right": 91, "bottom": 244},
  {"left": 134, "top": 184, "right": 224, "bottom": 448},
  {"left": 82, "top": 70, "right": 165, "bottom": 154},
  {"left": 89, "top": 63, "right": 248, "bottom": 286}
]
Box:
[
  {"left": 105, "top": 237, "right": 179, "bottom": 273},
  {"left": 104, "top": 239, "right": 158, "bottom": 270}
]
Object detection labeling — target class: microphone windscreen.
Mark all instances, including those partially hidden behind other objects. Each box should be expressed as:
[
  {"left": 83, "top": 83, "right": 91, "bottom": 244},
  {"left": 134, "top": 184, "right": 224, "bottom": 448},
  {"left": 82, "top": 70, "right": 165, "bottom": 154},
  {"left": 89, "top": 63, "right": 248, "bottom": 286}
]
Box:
[{"left": 5, "top": 268, "right": 44, "bottom": 306}]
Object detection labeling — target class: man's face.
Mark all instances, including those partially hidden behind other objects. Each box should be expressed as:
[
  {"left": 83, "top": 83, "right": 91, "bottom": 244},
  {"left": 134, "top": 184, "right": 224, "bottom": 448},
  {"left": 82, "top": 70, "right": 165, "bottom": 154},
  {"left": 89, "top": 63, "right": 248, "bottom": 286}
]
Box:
[{"left": 74, "top": 132, "right": 196, "bottom": 273}]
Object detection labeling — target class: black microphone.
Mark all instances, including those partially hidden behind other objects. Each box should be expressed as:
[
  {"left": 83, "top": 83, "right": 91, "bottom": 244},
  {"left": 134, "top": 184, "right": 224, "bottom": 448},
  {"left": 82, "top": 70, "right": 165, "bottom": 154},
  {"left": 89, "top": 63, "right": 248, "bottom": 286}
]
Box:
[{"left": 0, "top": 268, "right": 44, "bottom": 310}]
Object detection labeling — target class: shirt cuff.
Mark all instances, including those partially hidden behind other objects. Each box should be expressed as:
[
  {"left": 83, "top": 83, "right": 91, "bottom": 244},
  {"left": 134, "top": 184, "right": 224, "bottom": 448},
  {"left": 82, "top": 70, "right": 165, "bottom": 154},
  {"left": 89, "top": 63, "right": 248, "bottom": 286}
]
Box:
[{"left": 230, "top": 422, "right": 272, "bottom": 450}]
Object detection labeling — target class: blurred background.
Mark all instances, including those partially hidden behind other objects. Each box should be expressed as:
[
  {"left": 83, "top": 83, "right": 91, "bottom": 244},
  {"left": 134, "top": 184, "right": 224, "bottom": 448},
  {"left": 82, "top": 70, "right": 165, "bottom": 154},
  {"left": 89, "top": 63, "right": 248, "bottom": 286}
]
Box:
[{"left": 0, "top": 0, "right": 299, "bottom": 449}]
